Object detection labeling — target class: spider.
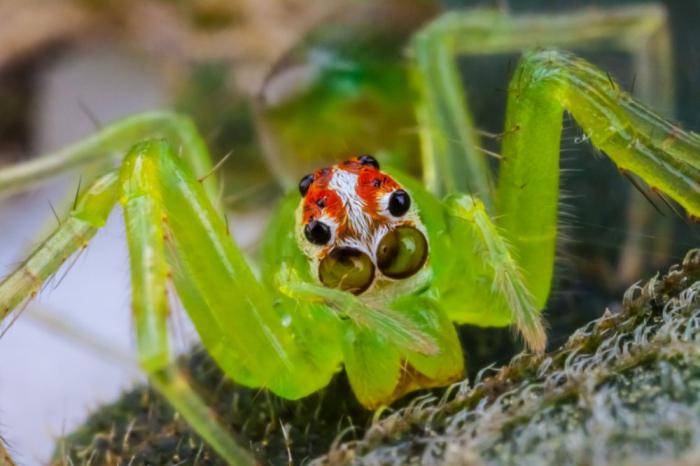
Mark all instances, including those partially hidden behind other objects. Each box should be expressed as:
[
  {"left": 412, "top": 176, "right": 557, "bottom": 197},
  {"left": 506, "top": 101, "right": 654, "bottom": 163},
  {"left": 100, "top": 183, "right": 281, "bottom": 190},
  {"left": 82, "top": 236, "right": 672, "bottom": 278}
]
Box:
[{"left": 1, "top": 4, "right": 699, "bottom": 465}]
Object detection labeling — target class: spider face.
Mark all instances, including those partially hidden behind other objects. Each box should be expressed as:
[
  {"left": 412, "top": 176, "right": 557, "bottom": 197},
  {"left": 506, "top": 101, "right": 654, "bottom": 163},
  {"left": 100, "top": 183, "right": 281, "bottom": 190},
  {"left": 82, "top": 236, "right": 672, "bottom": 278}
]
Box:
[{"left": 296, "top": 155, "right": 429, "bottom": 295}]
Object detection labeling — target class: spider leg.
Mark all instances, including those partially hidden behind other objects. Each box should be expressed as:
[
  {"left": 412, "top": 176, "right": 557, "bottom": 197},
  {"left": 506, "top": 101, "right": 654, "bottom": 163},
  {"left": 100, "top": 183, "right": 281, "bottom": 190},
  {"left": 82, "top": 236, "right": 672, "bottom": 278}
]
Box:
[
  {"left": 119, "top": 142, "right": 256, "bottom": 465},
  {"left": 0, "top": 171, "right": 119, "bottom": 320},
  {"left": 411, "top": 5, "right": 674, "bottom": 278},
  {"left": 0, "top": 173, "right": 118, "bottom": 466},
  {"left": 120, "top": 140, "right": 347, "bottom": 460},
  {"left": 0, "top": 157, "right": 256, "bottom": 464},
  {"left": 0, "top": 137, "right": 343, "bottom": 463},
  {"left": 497, "top": 49, "right": 700, "bottom": 309},
  {"left": 411, "top": 5, "right": 682, "bottom": 312},
  {"left": 0, "top": 112, "right": 222, "bottom": 210},
  {"left": 444, "top": 193, "right": 545, "bottom": 352}
]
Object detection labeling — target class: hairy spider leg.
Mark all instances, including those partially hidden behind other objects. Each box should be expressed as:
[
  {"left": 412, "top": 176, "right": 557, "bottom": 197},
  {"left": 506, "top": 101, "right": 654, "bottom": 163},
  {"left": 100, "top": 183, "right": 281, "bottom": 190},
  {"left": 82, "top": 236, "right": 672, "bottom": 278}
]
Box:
[
  {"left": 411, "top": 3, "right": 671, "bottom": 203},
  {"left": 120, "top": 141, "right": 265, "bottom": 465},
  {"left": 0, "top": 139, "right": 351, "bottom": 464},
  {"left": 444, "top": 194, "right": 546, "bottom": 352},
  {"left": 0, "top": 113, "right": 251, "bottom": 463},
  {"left": 411, "top": 4, "right": 676, "bottom": 285},
  {"left": 414, "top": 48, "right": 700, "bottom": 351},
  {"left": 132, "top": 141, "right": 344, "bottom": 395},
  {"left": 497, "top": 49, "right": 700, "bottom": 309},
  {"left": 0, "top": 157, "right": 257, "bottom": 464},
  {"left": 0, "top": 112, "right": 221, "bottom": 210},
  {"left": 0, "top": 172, "right": 118, "bottom": 316},
  {"left": 409, "top": 6, "right": 700, "bottom": 349},
  {"left": 0, "top": 113, "right": 225, "bottom": 332}
]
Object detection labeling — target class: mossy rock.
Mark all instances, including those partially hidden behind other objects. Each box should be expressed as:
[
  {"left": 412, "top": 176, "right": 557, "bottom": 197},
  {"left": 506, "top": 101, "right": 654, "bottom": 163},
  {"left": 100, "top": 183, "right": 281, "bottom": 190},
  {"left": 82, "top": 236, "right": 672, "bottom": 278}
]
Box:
[{"left": 52, "top": 250, "right": 700, "bottom": 465}]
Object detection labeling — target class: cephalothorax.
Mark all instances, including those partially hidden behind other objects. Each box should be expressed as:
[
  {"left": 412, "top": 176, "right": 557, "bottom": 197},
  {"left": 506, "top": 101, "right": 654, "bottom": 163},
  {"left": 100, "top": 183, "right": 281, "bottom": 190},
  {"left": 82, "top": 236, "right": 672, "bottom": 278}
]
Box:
[{"left": 0, "top": 5, "right": 698, "bottom": 466}]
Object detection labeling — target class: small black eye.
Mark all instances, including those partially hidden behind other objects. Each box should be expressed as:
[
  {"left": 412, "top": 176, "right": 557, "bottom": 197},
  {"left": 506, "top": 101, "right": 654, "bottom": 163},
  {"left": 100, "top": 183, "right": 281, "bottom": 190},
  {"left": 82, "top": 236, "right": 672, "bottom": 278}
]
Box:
[
  {"left": 358, "top": 154, "right": 379, "bottom": 169},
  {"left": 388, "top": 189, "right": 410, "bottom": 217},
  {"left": 304, "top": 220, "right": 331, "bottom": 245},
  {"left": 299, "top": 174, "right": 314, "bottom": 197}
]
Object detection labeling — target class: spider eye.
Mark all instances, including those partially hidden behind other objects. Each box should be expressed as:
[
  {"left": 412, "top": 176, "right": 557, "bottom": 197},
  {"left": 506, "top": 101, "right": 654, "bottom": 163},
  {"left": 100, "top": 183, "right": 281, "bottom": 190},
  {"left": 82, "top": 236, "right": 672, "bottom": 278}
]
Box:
[
  {"left": 388, "top": 189, "right": 410, "bottom": 217},
  {"left": 376, "top": 226, "right": 428, "bottom": 279},
  {"left": 304, "top": 220, "right": 331, "bottom": 245},
  {"left": 299, "top": 173, "right": 314, "bottom": 196},
  {"left": 358, "top": 154, "right": 379, "bottom": 169},
  {"left": 319, "top": 247, "right": 374, "bottom": 294}
]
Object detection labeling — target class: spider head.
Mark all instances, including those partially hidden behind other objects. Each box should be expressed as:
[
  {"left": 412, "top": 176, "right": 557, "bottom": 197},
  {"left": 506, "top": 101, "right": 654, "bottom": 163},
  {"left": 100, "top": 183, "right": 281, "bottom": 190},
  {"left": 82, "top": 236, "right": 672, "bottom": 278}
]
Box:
[{"left": 296, "top": 155, "right": 429, "bottom": 295}]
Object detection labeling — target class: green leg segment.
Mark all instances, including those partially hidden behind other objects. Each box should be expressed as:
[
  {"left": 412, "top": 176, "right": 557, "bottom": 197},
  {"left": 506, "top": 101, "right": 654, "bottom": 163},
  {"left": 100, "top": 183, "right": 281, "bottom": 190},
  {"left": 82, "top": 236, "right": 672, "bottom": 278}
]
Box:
[
  {"left": 0, "top": 124, "right": 344, "bottom": 463},
  {"left": 0, "top": 172, "right": 119, "bottom": 320},
  {"left": 411, "top": 20, "right": 493, "bottom": 202},
  {"left": 445, "top": 193, "right": 545, "bottom": 352},
  {"left": 118, "top": 140, "right": 348, "bottom": 461},
  {"left": 120, "top": 142, "right": 257, "bottom": 465},
  {"left": 497, "top": 49, "right": 700, "bottom": 309},
  {"left": 0, "top": 112, "right": 221, "bottom": 210},
  {"left": 410, "top": 4, "right": 671, "bottom": 205},
  {"left": 143, "top": 141, "right": 340, "bottom": 397},
  {"left": 0, "top": 143, "right": 260, "bottom": 464}
]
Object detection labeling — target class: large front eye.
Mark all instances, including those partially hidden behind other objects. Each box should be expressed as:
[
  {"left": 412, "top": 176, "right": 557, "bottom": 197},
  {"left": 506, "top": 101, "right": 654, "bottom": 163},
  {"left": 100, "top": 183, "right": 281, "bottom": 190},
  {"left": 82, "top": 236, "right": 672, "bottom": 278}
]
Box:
[
  {"left": 319, "top": 247, "right": 374, "bottom": 294},
  {"left": 376, "top": 226, "right": 428, "bottom": 279}
]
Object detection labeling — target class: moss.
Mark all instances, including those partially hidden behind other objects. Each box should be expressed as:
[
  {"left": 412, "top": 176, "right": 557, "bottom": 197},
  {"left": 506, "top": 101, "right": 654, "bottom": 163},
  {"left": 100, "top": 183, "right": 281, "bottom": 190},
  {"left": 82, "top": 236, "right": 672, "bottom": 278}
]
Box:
[
  {"left": 53, "top": 250, "right": 700, "bottom": 465},
  {"left": 52, "top": 351, "right": 372, "bottom": 465}
]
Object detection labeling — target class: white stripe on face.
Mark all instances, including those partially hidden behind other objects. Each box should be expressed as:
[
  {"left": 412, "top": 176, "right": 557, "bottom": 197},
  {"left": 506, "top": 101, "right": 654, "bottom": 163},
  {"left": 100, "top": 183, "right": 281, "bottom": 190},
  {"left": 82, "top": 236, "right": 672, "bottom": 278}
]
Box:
[{"left": 328, "top": 169, "right": 373, "bottom": 241}]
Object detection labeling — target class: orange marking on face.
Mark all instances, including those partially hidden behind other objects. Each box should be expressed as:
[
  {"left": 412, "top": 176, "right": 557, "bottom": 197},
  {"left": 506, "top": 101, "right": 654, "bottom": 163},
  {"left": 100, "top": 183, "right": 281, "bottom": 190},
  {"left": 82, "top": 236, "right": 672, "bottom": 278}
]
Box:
[
  {"left": 356, "top": 166, "right": 400, "bottom": 220},
  {"left": 312, "top": 167, "right": 333, "bottom": 188},
  {"left": 338, "top": 158, "right": 366, "bottom": 174},
  {"left": 302, "top": 178, "right": 346, "bottom": 239},
  {"left": 301, "top": 156, "right": 402, "bottom": 243},
  {"left": 303, "top": 187, "right": 344, "bottom": 220}
]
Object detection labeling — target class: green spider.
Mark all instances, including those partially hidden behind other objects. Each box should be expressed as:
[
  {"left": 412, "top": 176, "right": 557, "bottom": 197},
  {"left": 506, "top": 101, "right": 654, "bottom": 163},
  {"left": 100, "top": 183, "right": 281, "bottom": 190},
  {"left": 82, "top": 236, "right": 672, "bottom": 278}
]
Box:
[{"left": 1, "top": 5, "right": 699, "bottom": 466}]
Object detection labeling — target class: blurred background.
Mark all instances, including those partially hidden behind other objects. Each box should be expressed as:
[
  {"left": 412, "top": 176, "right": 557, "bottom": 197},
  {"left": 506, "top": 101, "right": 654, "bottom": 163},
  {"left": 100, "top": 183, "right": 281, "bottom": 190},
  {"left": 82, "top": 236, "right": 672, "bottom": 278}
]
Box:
[{"left": 0, "top": 0, "right": 698, "bottom": 464}]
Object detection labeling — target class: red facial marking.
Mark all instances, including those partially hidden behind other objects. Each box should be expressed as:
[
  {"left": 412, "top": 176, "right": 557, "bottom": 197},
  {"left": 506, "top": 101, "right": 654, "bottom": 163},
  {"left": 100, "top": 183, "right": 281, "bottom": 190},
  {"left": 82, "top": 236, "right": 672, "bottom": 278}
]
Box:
[
  {"left": 356, "top": 166, "right": 399, "bottom": 220},
  {"left": 301, "top": 156, "right": 403, "bottom": 240},
  {"left": 312, "top": 167, "right": 333, "bottom": 188},
  {"left": 302, "top": 167, "right": 346, "bottom": 237},
  {"left": 338, "top": 158, "right": 366, "bottom": 174}
]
